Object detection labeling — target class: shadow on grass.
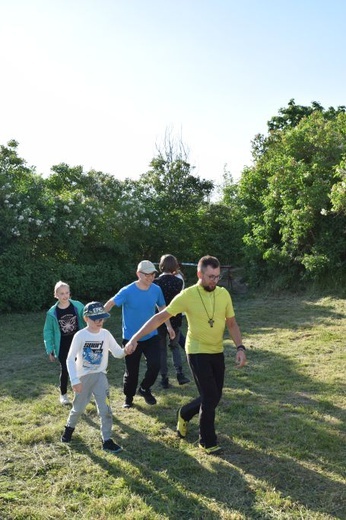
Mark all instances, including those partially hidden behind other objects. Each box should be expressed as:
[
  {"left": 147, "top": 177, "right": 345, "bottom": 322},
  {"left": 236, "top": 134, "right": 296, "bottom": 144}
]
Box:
[
  {"left": 1, "top": 302, "right": 345, "bottom": 518},
  {"left": 70, "top": 416, "right": 255, "bottom": 519},
  {"left": 222, "top": 443, "right": 346, "bottom": 518},
  {"left": 74, "top": 360, "right": 345, "bottom": 520},
  {"left": 218, "top": 348, "right": 345, "bottom": 517}
]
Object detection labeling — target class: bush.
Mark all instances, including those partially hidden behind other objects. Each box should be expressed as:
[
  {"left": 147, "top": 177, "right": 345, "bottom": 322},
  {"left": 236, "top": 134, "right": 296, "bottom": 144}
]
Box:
[{"left": 0, "top": 245, "right": 134, "bottom": 312}]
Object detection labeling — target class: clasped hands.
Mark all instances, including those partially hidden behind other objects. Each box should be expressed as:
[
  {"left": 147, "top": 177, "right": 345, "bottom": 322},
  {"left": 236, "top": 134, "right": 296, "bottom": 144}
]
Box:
[{"left": 124, "top": 340, "right": 137, "bottom": 355}]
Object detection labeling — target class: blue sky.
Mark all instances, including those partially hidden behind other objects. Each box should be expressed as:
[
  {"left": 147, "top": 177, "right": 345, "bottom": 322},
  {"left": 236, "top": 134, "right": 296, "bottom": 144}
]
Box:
[{"left": 1, "top": 0, "right": 345, "bottom": 183}]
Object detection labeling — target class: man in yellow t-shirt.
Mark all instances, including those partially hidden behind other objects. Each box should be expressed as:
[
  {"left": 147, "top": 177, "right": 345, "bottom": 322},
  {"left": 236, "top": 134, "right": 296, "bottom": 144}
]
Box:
[{"left": 126, "top": 255, "right": 246, "bottom": 454}]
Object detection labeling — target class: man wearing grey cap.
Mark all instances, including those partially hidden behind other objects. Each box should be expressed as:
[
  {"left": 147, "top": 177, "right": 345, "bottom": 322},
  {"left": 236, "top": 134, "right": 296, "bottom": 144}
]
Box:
[{"left": 104, "top": 260, "right": 174, "bottom": 408}]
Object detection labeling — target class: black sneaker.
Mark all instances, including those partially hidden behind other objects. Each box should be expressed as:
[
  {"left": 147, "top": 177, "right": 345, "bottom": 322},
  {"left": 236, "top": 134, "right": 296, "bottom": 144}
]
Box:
[
  {"left": 137, "top": 386, "right": 157, "bottom": 405},
  {"left": 122, "top": 396, "right": 133, "bottom": 408},
  {"left": 103, "top": 439, "right": 123, "bottom": 453},
  {"left": 160, "top": 376, "right": 169, "bottom": 389},
  {"left": 61, "top": 426, "right": 75, "bottom": 443},
  {"left": 177, "top": 372, "right": 190, "bottom": 385}
]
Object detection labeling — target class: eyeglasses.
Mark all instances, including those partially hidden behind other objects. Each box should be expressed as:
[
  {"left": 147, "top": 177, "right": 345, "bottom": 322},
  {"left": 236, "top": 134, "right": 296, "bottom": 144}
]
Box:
[
  {"left": 140, "top": 272, "right": 156, "bottom": 278},
  {"left": 205, "top": 274, "right": 222, "bottom": 281}
]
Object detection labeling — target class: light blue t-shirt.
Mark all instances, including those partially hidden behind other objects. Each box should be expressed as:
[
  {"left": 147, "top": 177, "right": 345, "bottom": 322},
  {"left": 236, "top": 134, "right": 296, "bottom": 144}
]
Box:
[{"left": 113, "top": 282, "right": 165, "bottom": 341}]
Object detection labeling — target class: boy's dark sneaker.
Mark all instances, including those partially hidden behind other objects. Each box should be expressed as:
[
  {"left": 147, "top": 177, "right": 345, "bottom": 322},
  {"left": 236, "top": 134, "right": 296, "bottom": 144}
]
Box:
[
  {"left": 122, "top": 396, "right": 133, "bottom": 408},
  {"left": 199, "top": 444, "right": 222, "bottom": 455},
  {"left": 103, "top": 439, "right": 123, "bottom": 453},
  {"left": 160, "top": 376, "right": 169, "bottom": 389},
  {"left": 137, "top": 386, "right": 157, "bottom": 405},
  {"left": 177, "top": 372, "right": 190, "bottom": 385},
  {"left": 61, "top": 426, "right": 75, "bottom": 443}
]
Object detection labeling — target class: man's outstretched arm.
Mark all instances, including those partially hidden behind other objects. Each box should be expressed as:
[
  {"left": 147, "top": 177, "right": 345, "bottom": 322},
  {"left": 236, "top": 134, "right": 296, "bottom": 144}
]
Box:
[{"left": 126, "top": 309, "right": 172, "bottom": 349}]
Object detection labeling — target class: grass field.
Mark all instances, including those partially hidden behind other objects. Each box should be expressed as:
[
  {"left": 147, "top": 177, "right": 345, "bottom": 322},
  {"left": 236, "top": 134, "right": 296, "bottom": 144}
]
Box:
[{"left": 0, "top": 293, "right": 345, "bottom": 519}]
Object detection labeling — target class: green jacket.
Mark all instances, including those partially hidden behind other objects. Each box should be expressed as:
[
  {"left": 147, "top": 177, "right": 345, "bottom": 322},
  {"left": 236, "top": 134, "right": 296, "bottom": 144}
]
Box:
[{"left": 43, "top": 299, "right": 85, "bottom": 357}]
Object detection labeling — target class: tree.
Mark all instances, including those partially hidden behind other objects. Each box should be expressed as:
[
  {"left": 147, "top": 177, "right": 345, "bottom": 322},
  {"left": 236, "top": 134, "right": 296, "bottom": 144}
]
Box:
[
  {"left": 252, "top": 99, "right": 346, "bottom": 161},
  {"left": 238, "top": 104, "right": 346, "bottom": 286},
  {"left": 130, "top": 133, "right": 214, "bottom": 260}
]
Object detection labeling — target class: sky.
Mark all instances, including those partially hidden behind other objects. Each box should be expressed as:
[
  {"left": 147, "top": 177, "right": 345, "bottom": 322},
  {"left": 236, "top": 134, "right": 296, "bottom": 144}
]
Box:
[{"left": 1, "top": 0, "right": 346, "bottom": 185}]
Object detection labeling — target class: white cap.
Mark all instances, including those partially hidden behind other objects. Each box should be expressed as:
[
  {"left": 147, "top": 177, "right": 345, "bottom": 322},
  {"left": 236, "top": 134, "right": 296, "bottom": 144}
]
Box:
[{"left": 137, "top": 260, "right": 158, "bottom": 274}]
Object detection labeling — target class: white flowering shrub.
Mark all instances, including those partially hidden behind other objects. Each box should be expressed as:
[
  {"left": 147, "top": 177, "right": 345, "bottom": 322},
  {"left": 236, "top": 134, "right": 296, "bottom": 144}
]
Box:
[{"left": 0, "top": 143, "right": 137, "bottom": 310}]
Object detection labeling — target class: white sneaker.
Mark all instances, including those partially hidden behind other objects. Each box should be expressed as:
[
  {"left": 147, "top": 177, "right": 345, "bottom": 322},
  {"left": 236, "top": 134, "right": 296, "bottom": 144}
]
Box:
[{"left": 59, "top": 394, "right": 70, "bottom": 405}]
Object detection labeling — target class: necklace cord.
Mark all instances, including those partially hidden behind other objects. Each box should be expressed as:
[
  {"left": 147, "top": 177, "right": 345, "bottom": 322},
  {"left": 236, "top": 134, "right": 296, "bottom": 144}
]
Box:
[{"left": 197, "top": 287, "right": 215, "bottom": 327}]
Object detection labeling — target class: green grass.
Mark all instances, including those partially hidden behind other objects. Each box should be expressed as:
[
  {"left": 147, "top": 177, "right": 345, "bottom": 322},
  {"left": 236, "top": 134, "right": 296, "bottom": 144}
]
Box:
[{"left": 0, "top": 294, "right": 345, "bottom": 519}]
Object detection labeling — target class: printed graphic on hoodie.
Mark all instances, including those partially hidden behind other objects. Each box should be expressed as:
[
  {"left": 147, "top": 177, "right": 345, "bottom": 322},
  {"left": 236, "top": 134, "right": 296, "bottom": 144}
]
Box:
[{"left": 82, "top": 341, "right": 104, "bottom": 370}]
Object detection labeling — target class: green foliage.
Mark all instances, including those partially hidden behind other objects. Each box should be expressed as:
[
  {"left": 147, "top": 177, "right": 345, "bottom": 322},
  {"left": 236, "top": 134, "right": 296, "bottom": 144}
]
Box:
[
  {"left": 235, "top": 102, "right": 346, "bottom": 288},
  {"left": 2, "top": 98, "right": 346, "bottom": 309},
  {"left": 330, "top": 159, "right": 346, "bottom": 214},
  {"left": 0, "top": 138, "right": 222, "bottom": 311},
  {"left": 0, "top": 144, "right": 138, "bottom": 310},
  {"left": 0, "top": 141, "right": 47, "bottom": 255},
  {"left": 194, "top": 202, "right": 244, "bottom": 264},
  {"left": 266, "top": 97, "right": 346, "bottom": 134},
  {"left": 130, "top": 148, "right": 214, "bottom": 261},
  {"left": 0, "top": 245, "right": 129, "bottom": 311},
  {"left": 55, "top": 261, "right": 130, "bottom": 304},
  {"left": 0, "top": 246, "right": 54, "bottom": 311}
]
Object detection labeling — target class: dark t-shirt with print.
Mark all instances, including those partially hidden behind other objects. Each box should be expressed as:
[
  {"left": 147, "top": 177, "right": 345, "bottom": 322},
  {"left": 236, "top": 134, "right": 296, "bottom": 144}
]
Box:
[
  {"left": 56, "top": 302, "right": 79, "bottom": 350},
  {"left": 154, "top": 274, "right": 183, "bottom": 329}
]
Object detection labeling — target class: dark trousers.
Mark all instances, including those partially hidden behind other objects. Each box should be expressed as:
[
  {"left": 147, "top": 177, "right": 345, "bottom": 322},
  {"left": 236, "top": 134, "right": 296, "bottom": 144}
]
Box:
[
  {"left": 122, "top": 335, "right": 160, "bottom": 397},
  {"left": 179, "top": 331, "right": 186, "bottom": 350},
  {"left": 58, "top": 343, "right": 70, "bottom": 395},
  {"left": 158, "top": 326, "right": 184, "bottom": 377},
  {"left": 181, "top": 353, "right": 225, "bottom": 448}
]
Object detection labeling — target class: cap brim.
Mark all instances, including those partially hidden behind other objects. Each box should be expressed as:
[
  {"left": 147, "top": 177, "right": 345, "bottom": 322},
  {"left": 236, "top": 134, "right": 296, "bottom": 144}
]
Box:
[{"left": 87, "top": 313, "right": 110, "bottom": 320}]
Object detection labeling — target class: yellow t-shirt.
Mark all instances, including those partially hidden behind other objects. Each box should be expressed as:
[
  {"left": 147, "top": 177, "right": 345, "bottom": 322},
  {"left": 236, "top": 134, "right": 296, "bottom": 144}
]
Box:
[{"left": 166, "top": 284, "right": 235, "bottom": 354}]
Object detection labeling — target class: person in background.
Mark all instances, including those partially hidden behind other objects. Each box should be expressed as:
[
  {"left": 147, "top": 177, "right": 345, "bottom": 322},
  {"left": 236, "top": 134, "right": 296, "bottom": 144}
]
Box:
[
  {"left": 61, "top": 302, "right": 134, "bottom": 453},
  {"left": 154, "top": 254, "right": 190, "bottom": 388},
  {"left": 125, "top": 255, "right": 247, "bottom": 455},
  {"left": 104, "top": 260, "right": 174, "bottom": 408},
  {"left": 175, "top": 268, "right": 187, "bottom": 350},
  {"left": 43, "top": 281, "right": 84, "bottom": 405}
]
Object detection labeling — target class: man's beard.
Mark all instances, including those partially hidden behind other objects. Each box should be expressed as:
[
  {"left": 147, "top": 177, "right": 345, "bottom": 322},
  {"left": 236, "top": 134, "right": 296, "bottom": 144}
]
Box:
[{"left": 202, "top": 285, "right": 216, "bottom": 292}]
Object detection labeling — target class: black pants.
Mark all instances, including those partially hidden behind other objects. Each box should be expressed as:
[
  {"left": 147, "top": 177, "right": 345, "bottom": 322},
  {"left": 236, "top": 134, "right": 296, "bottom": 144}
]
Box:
[
  {"left": 181, "top": 352, "right": 225, "bottom": 448},
  {"left": 58, "top": 343, "right": 70, "bottom": 395},
  {"left": 122, "top": 335, "right": 160, "bottom": 397}
]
